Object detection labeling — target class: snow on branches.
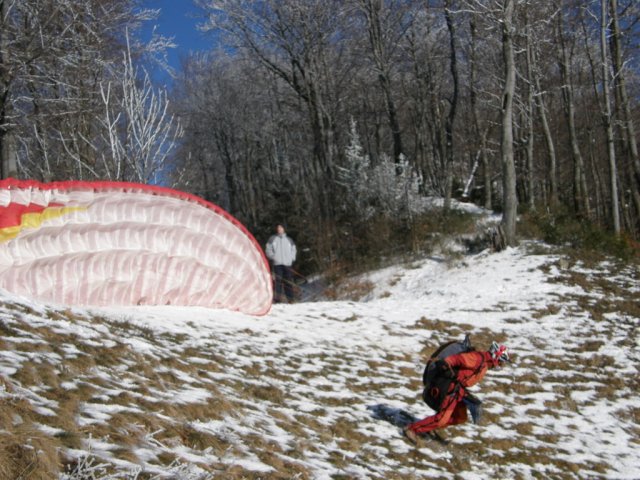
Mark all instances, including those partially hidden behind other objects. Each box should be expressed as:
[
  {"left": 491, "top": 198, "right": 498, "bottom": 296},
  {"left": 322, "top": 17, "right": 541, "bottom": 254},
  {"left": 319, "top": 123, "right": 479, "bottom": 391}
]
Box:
[
  {"left": 99, "top": 34, "right": 183, "bottom": 184},
  {"left": 337, "top": 119, "right": 422, "bottom": 221}
]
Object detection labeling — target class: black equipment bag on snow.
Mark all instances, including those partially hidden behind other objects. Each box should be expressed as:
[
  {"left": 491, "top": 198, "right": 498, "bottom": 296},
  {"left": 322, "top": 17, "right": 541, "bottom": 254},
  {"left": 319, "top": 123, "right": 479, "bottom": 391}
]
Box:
[{"left": 422, "top": 334, "right": 473, "bottom": 411}]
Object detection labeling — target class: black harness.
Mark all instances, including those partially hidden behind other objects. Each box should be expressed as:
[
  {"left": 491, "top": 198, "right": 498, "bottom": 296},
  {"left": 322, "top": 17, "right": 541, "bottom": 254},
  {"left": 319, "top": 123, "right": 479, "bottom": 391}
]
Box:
[{"left": 421, "top": 335, "right": 483, "bottom": 411}]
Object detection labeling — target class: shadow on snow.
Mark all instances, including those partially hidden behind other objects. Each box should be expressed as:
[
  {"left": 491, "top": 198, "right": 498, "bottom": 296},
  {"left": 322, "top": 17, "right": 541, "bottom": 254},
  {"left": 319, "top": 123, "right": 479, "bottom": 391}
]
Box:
[{"left": 367, "top": 404, "right": 419, "bottom": 429}]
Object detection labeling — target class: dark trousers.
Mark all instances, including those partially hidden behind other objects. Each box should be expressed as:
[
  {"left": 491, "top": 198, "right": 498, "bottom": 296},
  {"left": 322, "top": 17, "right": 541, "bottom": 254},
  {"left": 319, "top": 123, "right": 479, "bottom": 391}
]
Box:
[{"left": 273, "top": 265, "right": 294, "bottom": 302}]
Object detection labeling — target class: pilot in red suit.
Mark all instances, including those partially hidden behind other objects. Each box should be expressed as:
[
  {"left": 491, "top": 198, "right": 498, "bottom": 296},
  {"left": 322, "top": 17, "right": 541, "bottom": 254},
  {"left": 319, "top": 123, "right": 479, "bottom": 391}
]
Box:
[{"left": 405, "top": 342, "right": 510, "bottom": 442}]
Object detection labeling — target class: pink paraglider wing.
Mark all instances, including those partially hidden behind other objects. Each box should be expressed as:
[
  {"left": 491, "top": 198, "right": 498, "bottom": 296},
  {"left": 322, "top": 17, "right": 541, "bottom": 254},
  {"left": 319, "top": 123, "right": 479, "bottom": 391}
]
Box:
[{"left": 0, "top": 179, "right": 272, "bottom": 315}]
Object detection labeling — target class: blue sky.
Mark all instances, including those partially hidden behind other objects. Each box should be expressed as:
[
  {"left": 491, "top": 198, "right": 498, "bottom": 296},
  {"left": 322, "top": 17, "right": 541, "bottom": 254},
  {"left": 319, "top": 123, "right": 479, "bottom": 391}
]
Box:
[{"left": 140, "top": 1, "right": 211, "bottom": 86}]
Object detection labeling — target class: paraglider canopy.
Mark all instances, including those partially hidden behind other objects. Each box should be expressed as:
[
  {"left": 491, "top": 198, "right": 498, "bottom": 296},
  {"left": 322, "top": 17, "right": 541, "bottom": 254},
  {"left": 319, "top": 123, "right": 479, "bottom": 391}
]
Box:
[{"left": 0, "top": 179, "right": 272, "bottom": 315}]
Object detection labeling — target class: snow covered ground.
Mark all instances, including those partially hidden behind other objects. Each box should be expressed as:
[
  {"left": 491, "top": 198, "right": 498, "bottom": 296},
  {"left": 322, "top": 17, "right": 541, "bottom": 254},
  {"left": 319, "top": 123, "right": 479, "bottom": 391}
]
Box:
[{"left": 0, "top": 242, "right": 638, "bottom": 479}]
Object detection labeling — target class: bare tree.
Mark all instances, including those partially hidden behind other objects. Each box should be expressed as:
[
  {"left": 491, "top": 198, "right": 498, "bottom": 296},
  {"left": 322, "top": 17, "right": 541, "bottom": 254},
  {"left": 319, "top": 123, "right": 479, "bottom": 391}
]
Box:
[
  {"left": 608, "top": 0, "right": 640, "bottom": 225},
  {"left": 598, "top": 0, "right": 621, "bottom": 233},
  {"left": 468, "top": 16, "right": 494, "bottom": 210},
  {"left": 352, "top": 0, "right": 413, "bottom": 164},
  {"left": 0, "top": 0, "right": 16, "bottom": 177},
  {"left": 531, "top": 42, "right": 559, "bottom": 205},
  {"left": 196, "top": 0, "right": 349, "bottom": 218},
  {"left": 556, "top": 0, "right": 590, "bottom": 217},
  {"left": 98, "top": 37, "right": 183, "bottom": 184},
  {"left": 500, "top": 0, "right": 518, "bottom": 245},
  {"left": 1, "top": 0, "right": 173, "bottom": 182},
  {"left": 402, "top": 7, "right": 464, "bottom": 203},
  {"left": 175, "top": 0, "right": 640, "bottom": 244},
  {"left": 174, "top": 52, "right": 313, "bottom": 226},
  {"left": 523, "top": 14, "right": 536, "bottom": 210},
  {"left": 442, "top": 0, "right": 461, "bottom": 211},
  {"left": 464, "top": 0, "right": 520, "bottom": 244}
]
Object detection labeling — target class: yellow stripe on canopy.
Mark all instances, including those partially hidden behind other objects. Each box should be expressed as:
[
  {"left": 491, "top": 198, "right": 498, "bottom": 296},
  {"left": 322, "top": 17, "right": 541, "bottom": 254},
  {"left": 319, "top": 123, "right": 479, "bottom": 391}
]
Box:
[{"left": 0, "top": 206, "right": 86, "bottom": 243}]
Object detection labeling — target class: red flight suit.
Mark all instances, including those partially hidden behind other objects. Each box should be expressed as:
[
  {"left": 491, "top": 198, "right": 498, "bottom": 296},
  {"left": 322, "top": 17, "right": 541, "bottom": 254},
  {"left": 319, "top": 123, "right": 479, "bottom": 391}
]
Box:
[{"left": 408, "top": 350, "right": 494, "bottom": 434}]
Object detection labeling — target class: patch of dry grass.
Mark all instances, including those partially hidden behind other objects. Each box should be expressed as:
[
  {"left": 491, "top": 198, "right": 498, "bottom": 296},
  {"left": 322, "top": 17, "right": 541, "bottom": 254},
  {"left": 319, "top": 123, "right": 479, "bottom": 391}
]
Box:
[
  {"left": 324, "top": 278, "right": 375, "bottom": 301},
  {"left": 0, "top": 298, "right": 262, "bottom": 477},
  {"left": 531, "top": 304, "right": 562, "bottom": 319},
  {"left": 0, "top": 427, "right": 60, "bottom": 480},
  {"left": 243, "top": 383, "right": 286, "bottom": 405}
]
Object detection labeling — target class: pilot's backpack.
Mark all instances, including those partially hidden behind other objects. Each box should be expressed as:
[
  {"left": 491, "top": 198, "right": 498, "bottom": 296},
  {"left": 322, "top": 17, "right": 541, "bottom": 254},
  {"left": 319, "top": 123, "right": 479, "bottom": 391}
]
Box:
[{"left": 422, "top": 334, "right": 473, "bottom": 411}]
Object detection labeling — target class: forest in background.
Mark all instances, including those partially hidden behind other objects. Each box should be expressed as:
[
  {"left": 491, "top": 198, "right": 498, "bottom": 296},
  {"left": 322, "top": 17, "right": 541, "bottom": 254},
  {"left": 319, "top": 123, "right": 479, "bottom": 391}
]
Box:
[{"left": 1, "top": 0, "right": 639, "bottom": 272}]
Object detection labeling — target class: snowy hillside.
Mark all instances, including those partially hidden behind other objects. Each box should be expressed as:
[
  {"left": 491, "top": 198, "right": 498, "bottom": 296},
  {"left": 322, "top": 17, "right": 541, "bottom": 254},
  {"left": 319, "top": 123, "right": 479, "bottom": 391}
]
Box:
[{"left": 0, "top": 243, "right": 638, "bottom": 479}]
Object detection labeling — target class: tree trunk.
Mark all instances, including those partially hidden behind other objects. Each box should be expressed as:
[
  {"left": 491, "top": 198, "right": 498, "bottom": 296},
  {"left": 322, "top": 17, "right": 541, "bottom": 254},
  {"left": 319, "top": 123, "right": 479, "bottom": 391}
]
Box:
[
  {"left": 608, "top": 0, "right": 640, "bottom": 225},
  {"left": 482, "top": 140, "right": 492, "bottom": 211},
  {"left": 600, "top": 0, "right": 620, "bottom": 234},
  {"left": 630, "top": 162, "right": 640, "bottom": 231},
  {"left": 525, "top": 22, "right": 535, "bottom": 211},
  {"left": 382, "top": 74, "right": 403, "bottom": 164},
  {"left": 0, "top": 0, "right": 16, "bottom": 179},
  {"left": 308, "top": 90, "right": 335, "bottom": 218},
  {"left": 469, "top": 18, "right": 492, "bottom": 210},
  {"left": 362, "top": 0, "right": 403, "bottom": 163},
  {"left": 587, "top": 127, "right": 605, "bottom": 223},
  {"left": 533, "top": 63, "right": 558, "bottom": 205},
  {"left": 500, "top": 0, "right": 518, "bottom": 246},
  {"left": 443, "top": 0, "right": 459, "bottom": 212},
  {"left": 557, "top": 4, "right": 589, "bottom": 217}
]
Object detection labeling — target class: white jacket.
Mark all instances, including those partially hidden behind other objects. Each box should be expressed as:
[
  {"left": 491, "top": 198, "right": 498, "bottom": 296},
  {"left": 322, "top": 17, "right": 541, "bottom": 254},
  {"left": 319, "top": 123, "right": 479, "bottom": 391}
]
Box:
[{"left": 266, "top": 234, "right": 297, "bottom": 266}]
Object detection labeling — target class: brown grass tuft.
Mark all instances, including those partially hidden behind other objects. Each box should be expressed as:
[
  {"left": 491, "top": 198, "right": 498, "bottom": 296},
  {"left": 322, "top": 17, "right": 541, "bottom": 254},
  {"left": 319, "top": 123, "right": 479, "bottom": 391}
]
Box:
[
  {"left": 0, "top": 427, "right": 60, "bottom": 480},
  {"left": 324, "top": 278, "right": 375, "bottom": 301}
]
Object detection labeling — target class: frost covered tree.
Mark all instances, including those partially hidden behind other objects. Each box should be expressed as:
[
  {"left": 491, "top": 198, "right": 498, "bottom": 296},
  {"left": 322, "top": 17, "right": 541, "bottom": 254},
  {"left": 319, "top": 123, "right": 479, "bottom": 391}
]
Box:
[
  {"left": 99, "top": 37, "right": 183, "bottom": 184},
  {"left": 195, "top": 0, "right": 350, "bottom": 218},
  {"left": 178, "top": 0, "right": 640, "bottom": 241},
  {"left": 371, "top": 153, "right": 423, "bottom": 219},
  {"left": 351, "top": 0, "right": 416, "bottom": 164},
  {"left": 0, "top": 0, "right": 175, "bottom": 182},
  {"left": 338, "top": 119, "right": 421, "bottom": 220},
  {"left": 336, "top": 118, "right": 372, "bottom": 217}
]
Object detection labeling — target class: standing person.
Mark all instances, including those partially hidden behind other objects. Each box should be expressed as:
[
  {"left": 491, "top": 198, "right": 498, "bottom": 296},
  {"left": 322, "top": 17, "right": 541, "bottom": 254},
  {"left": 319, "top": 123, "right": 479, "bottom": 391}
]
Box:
[
  {"left": 404, "top": 341, "right": 510, "bottom": 444},
  {"left": 265, "top": 224, "right": 297, "bottom": 303}
]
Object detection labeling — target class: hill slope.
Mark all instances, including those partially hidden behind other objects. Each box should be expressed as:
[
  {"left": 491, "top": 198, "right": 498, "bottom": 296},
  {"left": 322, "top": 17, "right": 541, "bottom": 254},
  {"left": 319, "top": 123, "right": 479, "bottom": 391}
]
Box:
[{"left": 0, "top": 243, "right": 638, "bottom": 479}]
